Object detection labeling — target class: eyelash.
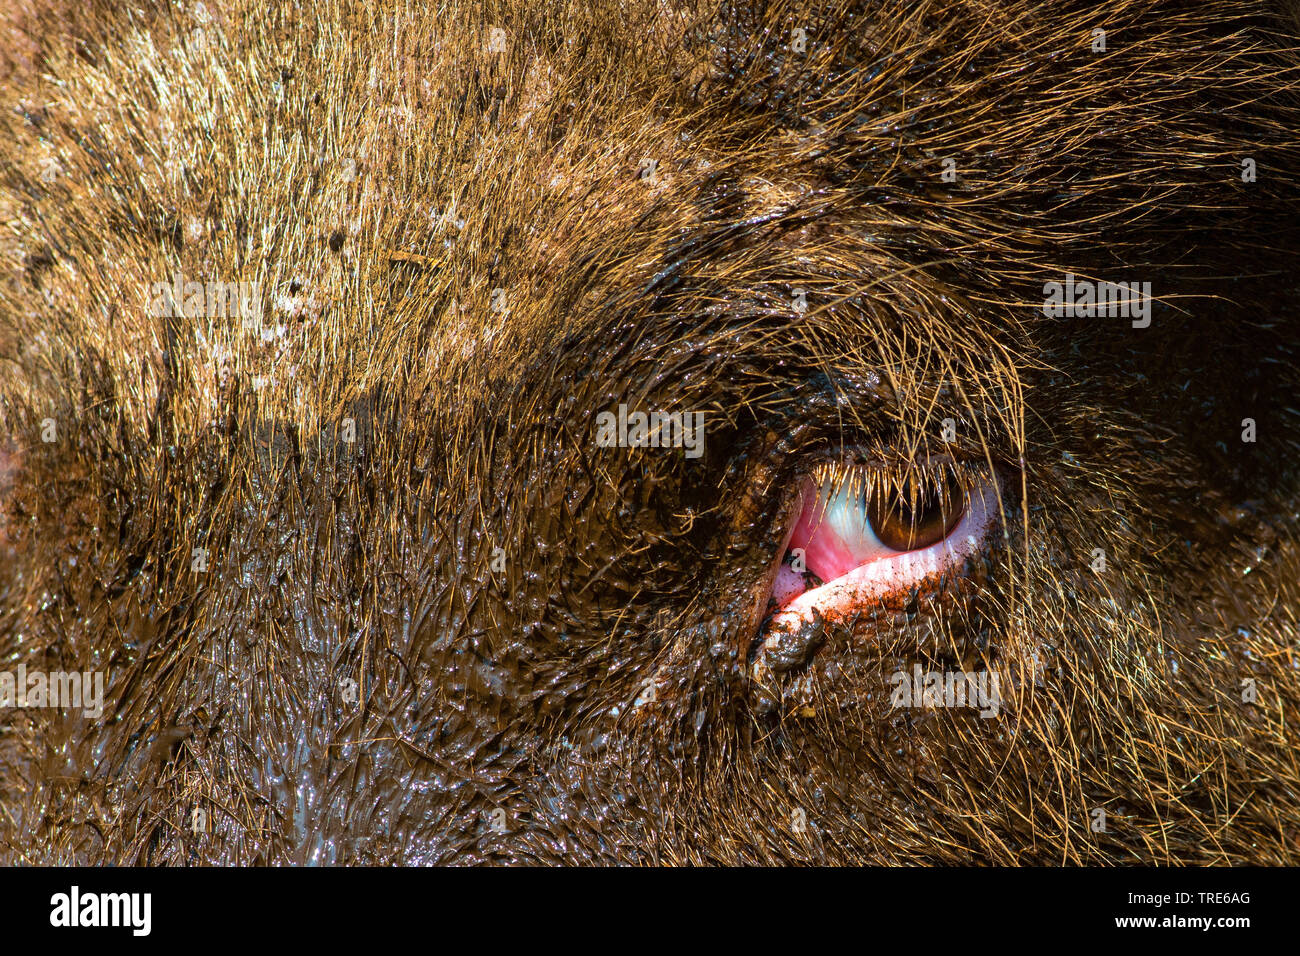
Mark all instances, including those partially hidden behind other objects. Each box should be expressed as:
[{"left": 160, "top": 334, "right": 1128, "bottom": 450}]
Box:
[{"left": 806, "top": 457, "right": 979, "bottom": 534}]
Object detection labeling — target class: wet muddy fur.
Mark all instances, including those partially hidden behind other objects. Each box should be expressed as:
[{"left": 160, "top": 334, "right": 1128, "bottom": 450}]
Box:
[{"left": 1, "top": 0, "right": 1299, "bottom": 863}]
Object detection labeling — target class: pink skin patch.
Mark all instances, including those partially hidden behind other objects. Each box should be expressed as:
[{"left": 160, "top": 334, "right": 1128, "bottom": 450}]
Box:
[
  {"left": 767, "top": 480, "right": 998, "bottom": 633},
  {"left": 770, "top": 562, "right": 808, "bottom": 607}
]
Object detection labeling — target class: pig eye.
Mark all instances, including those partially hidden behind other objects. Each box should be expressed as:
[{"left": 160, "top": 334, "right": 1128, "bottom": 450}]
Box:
[
  {"left": 766, "top": 459, "right": 999, "bottom": 623},
  {"left": 864, "top": 467, "right": 967, "bottom": 552}
]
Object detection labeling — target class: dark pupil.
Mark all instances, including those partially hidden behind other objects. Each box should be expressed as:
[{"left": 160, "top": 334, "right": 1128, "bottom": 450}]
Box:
[{"left": 866, "top": 470, "right": 966, "bottom": 552}]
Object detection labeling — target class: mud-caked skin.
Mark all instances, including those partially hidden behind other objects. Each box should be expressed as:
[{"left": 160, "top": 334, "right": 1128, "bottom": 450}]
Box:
[{"left": 0, "top": 0, "right": 1298, "bottom": 864}]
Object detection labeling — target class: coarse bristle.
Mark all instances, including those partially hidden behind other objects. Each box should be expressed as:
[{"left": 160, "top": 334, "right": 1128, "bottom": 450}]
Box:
[{"left": 0, "top": 0, "right": 1297, "bottom": 867}]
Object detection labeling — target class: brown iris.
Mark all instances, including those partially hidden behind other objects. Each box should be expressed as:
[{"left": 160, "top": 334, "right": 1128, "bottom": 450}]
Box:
[{"left": 865, "top": 467, "right": 967, "bottom": 552}]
